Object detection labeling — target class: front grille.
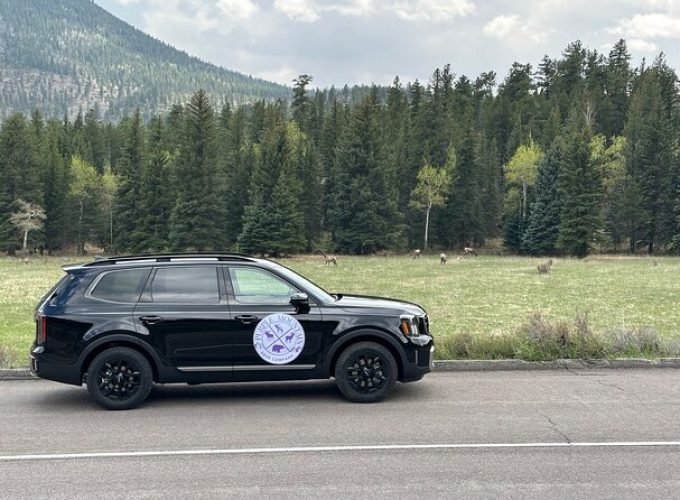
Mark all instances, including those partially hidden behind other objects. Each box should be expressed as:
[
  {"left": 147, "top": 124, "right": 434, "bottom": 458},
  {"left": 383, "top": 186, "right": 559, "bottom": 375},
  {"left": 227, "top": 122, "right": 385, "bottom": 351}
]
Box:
[{"left": 419, "top": 315, "right": 429, "bottom": 335}]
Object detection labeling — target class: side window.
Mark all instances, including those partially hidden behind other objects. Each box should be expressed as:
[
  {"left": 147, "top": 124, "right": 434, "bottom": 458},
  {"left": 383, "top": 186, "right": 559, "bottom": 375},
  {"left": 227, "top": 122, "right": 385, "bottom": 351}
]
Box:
[
  {"left": 91, "top": 269, "right": 148, "bottom": 303},
  {"left": 150, "top": 267, "right": 220, "bottom": 304},
  {"left": 230, "top": 268, "right": 296, "bottom": 305}
]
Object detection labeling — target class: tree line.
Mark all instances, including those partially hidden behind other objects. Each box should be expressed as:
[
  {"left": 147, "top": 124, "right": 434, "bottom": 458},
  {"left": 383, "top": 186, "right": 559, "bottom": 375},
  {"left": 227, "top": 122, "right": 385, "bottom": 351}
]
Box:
[{"left": 1, "top": 39, "right": 679, "bottom": 257}]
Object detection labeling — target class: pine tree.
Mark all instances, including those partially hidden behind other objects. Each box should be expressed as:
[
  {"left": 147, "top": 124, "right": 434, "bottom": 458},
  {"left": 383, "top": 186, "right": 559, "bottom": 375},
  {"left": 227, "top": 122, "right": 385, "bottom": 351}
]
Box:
[
  {"left": 267, "top": 171, "right": 306, "bottom": 255},
  {"left": 556, "top": 101, "right": 603, "bottom": 257},
  {"left": 291, "top": 74, "right": 313, "bottom": 133},
  {"left": 330, "top": 94, "right": 403, "bottom": 253},
  {"left": 0, "top": 113, "right": 42, "bottom": 253},
  {"left": 237, "top": 192, "right": 269, "bottom": 255},
  {"left": 138, "top": 116, "right": 171, "bottom": 251},
  {"left": 169, "top": 90, "right": 224, "bottom": 251},
  {"left": 42, "top": 120, "right": 69, "bottom": 252},
  {"left": 446, "top": 132, "right": 483, "bottom": 247},
  {"left": 114, "top": 110, "right": 145, "bottom": 252},
  {"left": 223, "top": 107, "right": 252, "bottom": 247},
  {"left": 522, "top": 142, "right": 561, "bottom": 255},
  {"left": 238, "top": 121, "right": 304, "bottom": 255},
  {"left": 624, "top": 67, "right": 675, "bottom": 253}
]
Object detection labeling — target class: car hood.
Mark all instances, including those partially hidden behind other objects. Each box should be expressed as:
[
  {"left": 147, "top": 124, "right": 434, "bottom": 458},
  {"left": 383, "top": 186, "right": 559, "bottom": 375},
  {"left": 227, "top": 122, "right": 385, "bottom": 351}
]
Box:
[{"left": 331, "top": 294, "right": 425, "bottom": 316}]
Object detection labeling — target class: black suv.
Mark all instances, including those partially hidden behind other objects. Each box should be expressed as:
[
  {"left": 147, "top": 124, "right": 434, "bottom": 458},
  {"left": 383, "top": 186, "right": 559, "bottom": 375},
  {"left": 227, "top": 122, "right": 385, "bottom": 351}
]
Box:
[{"left": 31, "top": 254, "right": 434, "bottom": 409}]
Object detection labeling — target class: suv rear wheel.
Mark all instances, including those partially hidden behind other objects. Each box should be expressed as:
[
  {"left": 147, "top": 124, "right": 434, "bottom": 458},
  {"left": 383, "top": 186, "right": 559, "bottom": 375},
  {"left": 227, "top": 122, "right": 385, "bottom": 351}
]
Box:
[
  {"left": 86, "top": 347, "right": 153, "bottom": 410},
  {"left": 335, "top": 341, "right": 398, "bottom": 403}
]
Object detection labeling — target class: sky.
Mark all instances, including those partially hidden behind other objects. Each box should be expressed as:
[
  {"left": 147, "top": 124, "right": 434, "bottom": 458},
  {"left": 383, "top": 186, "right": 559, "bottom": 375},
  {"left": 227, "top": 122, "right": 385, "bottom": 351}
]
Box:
[{"left": 95, "top": 0, "right": 680, "bottom": 88}]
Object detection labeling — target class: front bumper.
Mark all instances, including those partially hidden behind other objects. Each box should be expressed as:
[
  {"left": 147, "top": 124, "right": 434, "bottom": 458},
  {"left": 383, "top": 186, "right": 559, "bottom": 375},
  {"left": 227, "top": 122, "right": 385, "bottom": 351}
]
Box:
[{"left": 401, "top": 339, "right": 434, "bottom": 383}]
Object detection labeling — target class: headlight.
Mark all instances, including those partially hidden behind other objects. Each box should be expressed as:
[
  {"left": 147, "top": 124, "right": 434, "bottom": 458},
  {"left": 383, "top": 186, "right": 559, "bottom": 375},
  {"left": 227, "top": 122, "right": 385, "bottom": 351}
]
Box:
[{"left": 399, "top": 314, "right": 420, "bottom": 336}]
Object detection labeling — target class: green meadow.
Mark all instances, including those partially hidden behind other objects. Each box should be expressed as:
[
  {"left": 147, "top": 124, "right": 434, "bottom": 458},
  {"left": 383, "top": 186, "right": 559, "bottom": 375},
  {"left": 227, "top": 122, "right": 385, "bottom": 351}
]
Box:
[{"left": 1, "top": 255, "right": 678, "bottom": 367}]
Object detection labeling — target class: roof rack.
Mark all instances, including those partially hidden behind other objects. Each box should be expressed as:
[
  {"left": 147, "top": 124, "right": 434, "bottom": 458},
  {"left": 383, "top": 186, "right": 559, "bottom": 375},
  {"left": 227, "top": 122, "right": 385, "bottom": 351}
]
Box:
[{"left": 84, "top": 252, "right": 256, "bottom": 266}]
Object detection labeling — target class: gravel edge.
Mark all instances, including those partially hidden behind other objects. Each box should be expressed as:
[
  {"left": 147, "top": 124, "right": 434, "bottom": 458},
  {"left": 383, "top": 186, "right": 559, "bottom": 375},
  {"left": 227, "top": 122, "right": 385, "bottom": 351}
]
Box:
[{"left": 3, "top": 358, "right": 680, "bottom": 380}]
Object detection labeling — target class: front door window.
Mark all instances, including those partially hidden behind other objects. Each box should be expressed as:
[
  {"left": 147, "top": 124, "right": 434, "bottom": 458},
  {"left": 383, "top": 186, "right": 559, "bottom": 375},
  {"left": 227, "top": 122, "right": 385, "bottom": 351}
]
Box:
[{"left": 229, "top": 268, "right": 296, "bottom": 305}]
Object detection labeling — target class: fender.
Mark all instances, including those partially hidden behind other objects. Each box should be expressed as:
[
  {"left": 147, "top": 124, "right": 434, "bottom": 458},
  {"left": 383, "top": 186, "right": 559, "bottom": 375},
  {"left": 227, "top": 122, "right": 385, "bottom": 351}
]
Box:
[
  {"left": 323, "top": 327, "right": 407, "bottom": 376},
  {"left": 83, "top": 318, "right": 144, "bottom": 342},
  {"left": 77, "top": 332, "right": 164, "bottom": 374}
]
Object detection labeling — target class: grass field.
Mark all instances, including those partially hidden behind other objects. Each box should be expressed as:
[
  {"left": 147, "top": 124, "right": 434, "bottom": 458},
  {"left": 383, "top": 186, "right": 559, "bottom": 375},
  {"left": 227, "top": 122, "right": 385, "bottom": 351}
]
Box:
[{"left": 1, "top": 254, "right": 679, "bottom": 367}]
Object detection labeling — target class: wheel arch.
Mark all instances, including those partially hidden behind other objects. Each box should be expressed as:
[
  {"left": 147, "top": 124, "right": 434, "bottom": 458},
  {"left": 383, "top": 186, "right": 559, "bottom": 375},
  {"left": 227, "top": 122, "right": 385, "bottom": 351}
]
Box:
[
  {"left": 79, "top": 333, "right": 161, "bottom": 382},
  {"left": 324, "top": 328, "right": 406, "bottom": 380}
]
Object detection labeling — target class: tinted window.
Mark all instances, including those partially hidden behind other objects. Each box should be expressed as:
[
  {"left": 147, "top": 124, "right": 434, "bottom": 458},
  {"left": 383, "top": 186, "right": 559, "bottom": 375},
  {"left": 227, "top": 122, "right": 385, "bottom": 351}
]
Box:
[
  {"left": 91, "top": 269, "right": 148, "bottom": 303},
  {"left": 230, "top": 268, "right": 296, "bottom": 305},
  {"left": 150, "top": 267, "right": 219, "bottom": 303}
]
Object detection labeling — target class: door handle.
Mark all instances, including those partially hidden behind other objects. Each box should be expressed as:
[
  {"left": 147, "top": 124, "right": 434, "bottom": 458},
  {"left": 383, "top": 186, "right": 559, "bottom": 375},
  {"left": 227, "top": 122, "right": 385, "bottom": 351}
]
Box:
[
  {"left": 139, "top": 315, "right": 164, "bottom": 325},
  {"left": 235, "top": 315, "right": 259, "bottom": 325}
]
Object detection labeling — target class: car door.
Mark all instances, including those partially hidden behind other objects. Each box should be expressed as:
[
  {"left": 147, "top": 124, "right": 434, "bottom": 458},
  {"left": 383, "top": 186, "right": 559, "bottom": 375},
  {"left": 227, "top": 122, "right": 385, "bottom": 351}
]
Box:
[
  {"left": 225, "top": 265, "right": 325, "bottom": 379},
  {"left": 133, "top": 265, "right": 232, "bottom": 375}
]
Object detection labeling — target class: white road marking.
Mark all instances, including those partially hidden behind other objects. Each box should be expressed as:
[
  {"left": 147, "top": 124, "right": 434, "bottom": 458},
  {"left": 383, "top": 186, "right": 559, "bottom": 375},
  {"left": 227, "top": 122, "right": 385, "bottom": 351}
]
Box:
[{"left": 2, "top": 441, "right": 680, "bottom": 462}]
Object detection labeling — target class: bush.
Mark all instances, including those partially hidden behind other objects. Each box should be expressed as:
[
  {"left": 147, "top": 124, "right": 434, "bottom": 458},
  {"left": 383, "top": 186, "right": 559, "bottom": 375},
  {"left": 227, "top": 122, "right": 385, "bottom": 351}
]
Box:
[
  {"left": 437, "top": 312, "right": 629, "bottom": 361},
  {"left": 0, "top": 345, "right": 11, "bottom": 369},
  {"left": 610, "top": 327, "right": 663, "bottom": 357}
]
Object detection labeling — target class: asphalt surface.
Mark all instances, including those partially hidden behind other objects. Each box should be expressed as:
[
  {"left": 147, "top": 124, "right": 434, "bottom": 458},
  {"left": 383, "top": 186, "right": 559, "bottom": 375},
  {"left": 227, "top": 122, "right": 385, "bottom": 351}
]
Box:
[{"left": 2, "top": 369, "right": 680, "bottom": 498}]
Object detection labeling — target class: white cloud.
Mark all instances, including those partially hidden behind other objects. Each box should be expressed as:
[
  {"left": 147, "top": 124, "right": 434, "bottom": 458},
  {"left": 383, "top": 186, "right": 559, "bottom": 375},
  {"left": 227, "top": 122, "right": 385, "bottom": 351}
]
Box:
[
  {"left": 274, "top": 0, "right": 471, "bottom": 23},
  {"left": 610, "top": 13, "right": 680, "bottom": 38},
  {"left": 627, "top": 37, "right": 659, "bottom": 52},
  {"left": 332, "top": 0, "right": 375, "bottom": 17},
  {"left": 392, "top": 0, "right": 475, "bottom": 22},
  {"left": 483, "top": 14, "right": 519, "bottom": 38},
  {"left": 273, "top": 0, "right": 320, "bottom": 22},
  {"left": 216, "top": 0, "right": 259, "bottom": 20},
  {"left": 483, "top": 14, "right": 547, "bottom": 44},
  {"left": 256, "top": 64, "right": 300, "bottom": 84}
]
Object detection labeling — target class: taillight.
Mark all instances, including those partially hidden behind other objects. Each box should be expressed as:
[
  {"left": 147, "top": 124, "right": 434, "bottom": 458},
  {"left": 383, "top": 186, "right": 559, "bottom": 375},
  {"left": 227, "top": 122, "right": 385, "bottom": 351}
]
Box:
[{"left": 37, "top": 315, "right": 47, "bottom": 344}]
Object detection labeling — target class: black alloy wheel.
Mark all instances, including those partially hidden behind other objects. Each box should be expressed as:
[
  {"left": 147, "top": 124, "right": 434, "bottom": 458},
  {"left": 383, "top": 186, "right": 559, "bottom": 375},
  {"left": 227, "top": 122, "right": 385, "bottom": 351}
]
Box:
[
  {"left": 86, "top": 347, "right": 153, "bottom": 410},
  {"left": 335, "top": 341, "right": 398, "bottom": 403}
]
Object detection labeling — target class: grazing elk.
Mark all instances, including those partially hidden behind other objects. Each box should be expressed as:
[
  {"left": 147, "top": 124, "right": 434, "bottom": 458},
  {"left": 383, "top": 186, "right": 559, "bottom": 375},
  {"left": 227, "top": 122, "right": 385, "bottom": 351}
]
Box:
[
  {"left": 463, "top": 247, "right": 478, "bottom": 257},
  {"left": 440, "top": 253, "right": 447, "bottom": 264},
  {"left": 412, "top": 249, "right": 421, "bottom": 259},
  {"left": 317, "top": 250, "right": 337, "bottom": 267},
  {"left": 537, "top": 259, "right": 553, "bottom": 274}
]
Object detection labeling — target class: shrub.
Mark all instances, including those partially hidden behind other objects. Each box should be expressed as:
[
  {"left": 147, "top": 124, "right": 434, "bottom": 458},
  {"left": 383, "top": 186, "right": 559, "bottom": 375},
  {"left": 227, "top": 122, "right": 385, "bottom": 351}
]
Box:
[
  {"left": 0, "top": 345, "right": 11, "bottom": 369},
  {"left": 610, "top": 327, "right": 663, "bottom": 357}
]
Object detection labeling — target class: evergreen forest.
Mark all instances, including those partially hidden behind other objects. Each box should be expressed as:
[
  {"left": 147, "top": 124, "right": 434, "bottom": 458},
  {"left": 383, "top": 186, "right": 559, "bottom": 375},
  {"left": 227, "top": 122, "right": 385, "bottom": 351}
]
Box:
[{"left": 1, "top": 40, "right": 679, "bottom": 257}]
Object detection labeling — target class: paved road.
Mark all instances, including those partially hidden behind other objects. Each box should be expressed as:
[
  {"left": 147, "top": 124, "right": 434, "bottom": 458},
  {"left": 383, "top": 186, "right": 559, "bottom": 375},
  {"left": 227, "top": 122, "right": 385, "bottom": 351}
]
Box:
[{"left": 2, "top": 369, "right": 680, "bottom": 498}]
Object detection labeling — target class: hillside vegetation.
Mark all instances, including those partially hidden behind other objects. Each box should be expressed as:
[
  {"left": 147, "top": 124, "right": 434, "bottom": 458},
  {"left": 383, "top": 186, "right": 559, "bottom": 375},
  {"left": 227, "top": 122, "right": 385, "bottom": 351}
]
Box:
[{"left": 0, "top": 0, "right": 289, "bottom": 119}]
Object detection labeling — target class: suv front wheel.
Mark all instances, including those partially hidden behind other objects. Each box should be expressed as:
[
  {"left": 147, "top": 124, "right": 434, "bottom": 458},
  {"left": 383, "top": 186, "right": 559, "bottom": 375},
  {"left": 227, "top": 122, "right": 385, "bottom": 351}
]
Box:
[
  {"left": 335, "top": 341, "right": 398, "bottom": 403},
  {"left": 86, "top": 346, "right": 153, "bottom": 410}
]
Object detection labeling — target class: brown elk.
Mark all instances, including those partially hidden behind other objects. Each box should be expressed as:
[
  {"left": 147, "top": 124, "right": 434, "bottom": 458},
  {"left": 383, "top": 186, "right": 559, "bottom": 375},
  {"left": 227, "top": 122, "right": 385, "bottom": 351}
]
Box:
[
  {"left": 316, "top": 250, "right": 337, "bottom": 267},
  {"left": 412, "top": 249, "right": 421, "bottom": 259},
  {"left": 463, "top": 247, "right": 478, "bottom": 257},
  {"left": 440, "top": 253, "right": 447, "bottom": 264},
  {"left": 537, "top": 259, "right": 553, "bottom": 274}
]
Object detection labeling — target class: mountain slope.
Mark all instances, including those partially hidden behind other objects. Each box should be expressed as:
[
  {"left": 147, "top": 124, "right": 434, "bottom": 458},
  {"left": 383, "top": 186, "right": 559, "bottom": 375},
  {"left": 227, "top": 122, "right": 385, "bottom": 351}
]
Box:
[{"left": 0, "top": 0, "right": 290, "bottom": 119}]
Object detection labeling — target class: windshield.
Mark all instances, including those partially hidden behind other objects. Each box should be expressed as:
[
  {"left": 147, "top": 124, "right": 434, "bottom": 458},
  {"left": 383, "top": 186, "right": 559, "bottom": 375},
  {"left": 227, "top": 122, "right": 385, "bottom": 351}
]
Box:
[{"left": 270, "top": 263, "right": 335, "bottom": 304}]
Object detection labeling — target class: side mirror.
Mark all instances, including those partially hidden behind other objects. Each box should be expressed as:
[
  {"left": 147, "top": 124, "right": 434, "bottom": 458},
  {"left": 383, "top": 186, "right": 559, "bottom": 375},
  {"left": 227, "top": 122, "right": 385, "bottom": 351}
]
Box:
[{"left": 289, "top": 292, "right": 309, "bottom": 307}]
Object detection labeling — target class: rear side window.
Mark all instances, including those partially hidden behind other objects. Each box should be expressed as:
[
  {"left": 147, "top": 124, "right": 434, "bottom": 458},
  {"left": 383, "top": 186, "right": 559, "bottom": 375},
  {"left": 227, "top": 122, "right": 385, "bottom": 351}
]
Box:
[
  {"left": 91, "top": 269, "right": 148, "bottom": 303},
  {"left": 150, "top": 267, "right": 219, "bottom": 303}
]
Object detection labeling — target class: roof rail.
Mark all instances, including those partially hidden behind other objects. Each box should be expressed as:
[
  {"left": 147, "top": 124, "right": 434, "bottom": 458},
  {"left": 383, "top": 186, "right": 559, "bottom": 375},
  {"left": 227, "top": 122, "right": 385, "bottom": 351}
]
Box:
[{"left": 84, "top": 252, "right": 256, "bottom": 266}]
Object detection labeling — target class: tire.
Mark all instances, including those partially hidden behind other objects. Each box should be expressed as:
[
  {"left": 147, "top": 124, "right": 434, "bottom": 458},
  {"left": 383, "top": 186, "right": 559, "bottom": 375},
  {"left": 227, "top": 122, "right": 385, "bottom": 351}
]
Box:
[
  {"left": 86, "top": 347, "right": 153, "bottom": 410},
  {"left": 334, "top": 341, "right": 398, "bottom": 403}
]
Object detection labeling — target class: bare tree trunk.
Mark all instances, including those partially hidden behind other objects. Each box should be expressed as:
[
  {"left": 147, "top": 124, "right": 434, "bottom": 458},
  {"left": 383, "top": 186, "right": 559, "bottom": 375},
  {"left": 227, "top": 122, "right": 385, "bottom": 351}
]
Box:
[
  {"left": 109, "top": 209, "right": 113, "bottom": 253},
  {"left": 22, "top": 229, "right": 28, "bottom": 252},
  {"left": 522, "top": 180, "right": 527, "bottom": 221},
  {"left": 77, "top": 200, "right": 84, "bottom": 256},
  {"left": 424, "top": 203, "right": 432, "bottom": 251}
]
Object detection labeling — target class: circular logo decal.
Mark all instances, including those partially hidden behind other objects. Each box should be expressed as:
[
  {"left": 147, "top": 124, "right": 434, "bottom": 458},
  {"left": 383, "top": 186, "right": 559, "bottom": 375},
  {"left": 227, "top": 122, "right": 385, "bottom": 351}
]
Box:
[{"left": 253, "top": 313, "right": 305, "bottom": 365}]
